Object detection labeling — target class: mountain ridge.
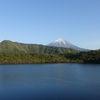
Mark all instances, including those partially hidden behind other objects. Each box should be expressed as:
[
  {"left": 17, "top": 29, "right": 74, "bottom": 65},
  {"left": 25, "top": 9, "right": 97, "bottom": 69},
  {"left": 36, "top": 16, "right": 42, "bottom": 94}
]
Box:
[{"left": 0, "top": 40, "right": 78, "bottom": 54}]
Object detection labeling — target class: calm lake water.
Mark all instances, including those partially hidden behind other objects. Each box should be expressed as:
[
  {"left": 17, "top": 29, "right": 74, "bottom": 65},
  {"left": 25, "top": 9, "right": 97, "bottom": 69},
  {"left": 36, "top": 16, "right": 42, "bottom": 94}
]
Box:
[{"left": 0, "top": 63, "right": 100, "bottom": 100}]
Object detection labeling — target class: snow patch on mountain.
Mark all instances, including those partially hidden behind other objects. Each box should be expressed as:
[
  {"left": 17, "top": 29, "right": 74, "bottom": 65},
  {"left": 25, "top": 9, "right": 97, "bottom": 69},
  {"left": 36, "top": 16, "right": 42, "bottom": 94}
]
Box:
[{"left": 53, "top": 38, "right": 71, "bottom": 45}]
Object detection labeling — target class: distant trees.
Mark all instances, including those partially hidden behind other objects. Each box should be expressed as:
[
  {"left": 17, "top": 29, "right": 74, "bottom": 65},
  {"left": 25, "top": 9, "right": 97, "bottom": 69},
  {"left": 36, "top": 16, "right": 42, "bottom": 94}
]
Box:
[
  {"left": 0, "top": 50, "right": 100, "bottom": 64},
  {"left": 64, "top": 50, "right": 100, "bottom": 63}
]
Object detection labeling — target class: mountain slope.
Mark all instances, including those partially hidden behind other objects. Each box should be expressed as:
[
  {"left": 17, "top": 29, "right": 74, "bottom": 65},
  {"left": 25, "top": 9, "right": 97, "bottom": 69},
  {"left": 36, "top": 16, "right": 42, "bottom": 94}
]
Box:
[
  {"left": 48, "top": 38, "right": 87, "bottom": 51},
  {"left": 0, "top": 40, "right": 78, "bottom": 54}
]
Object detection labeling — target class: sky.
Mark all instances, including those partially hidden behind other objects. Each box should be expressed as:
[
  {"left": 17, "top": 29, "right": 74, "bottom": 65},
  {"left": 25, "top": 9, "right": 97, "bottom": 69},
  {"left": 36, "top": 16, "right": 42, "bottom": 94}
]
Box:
[{"left": 0, "top": 0, "right": 100, "bottom": 50}]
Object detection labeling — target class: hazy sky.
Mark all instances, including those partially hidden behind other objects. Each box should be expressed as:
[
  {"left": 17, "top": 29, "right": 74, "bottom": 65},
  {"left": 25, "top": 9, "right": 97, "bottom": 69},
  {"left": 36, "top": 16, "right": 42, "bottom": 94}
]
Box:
[{"left": 0, "top": 0, "right": 100, "bottom": 50}]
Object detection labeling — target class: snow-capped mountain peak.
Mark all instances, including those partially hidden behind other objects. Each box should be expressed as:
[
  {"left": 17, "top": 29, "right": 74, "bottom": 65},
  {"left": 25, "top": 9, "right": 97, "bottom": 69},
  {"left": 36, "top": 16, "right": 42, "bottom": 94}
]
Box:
[
  {"left": 53, "top": 38, "right": 67, "bottom": 45},
  {"left": 47, "top": 38, "right": 86, "bottom": 51},
  {"left": 52, "top": 38, "right": 72, "bottom": 45}
]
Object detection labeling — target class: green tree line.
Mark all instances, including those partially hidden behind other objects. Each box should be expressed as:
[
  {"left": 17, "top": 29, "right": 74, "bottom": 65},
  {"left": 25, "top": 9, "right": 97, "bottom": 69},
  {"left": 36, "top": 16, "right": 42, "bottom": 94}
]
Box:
[{"left": 0, "top": 50, "right": 100, "bottom": 64}]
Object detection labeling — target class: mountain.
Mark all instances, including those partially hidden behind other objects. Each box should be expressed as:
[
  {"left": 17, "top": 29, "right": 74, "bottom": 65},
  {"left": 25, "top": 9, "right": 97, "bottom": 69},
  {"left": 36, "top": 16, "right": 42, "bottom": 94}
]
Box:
[
  {"left": 47, "top": 38, "right": 87, "bottom": 51},
  {"left": 0, "top": 40, "right": 78, "bottom": 54}
]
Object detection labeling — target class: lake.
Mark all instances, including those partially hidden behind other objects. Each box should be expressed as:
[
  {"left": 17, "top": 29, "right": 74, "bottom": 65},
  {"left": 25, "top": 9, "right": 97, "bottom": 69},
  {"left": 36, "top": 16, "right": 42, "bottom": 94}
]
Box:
[{"left": 0, "top": 63, "right": 100, "bottom": 100}]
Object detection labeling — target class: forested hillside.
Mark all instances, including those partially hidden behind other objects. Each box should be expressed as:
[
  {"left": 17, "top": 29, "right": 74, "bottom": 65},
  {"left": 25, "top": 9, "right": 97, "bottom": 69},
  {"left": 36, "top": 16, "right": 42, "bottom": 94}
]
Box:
[
  {"left": 0, "top": 40, "right": 78, "bottom": 54},
  {"left": 0, "top": 40, "right": 99, "bottom": 64}
]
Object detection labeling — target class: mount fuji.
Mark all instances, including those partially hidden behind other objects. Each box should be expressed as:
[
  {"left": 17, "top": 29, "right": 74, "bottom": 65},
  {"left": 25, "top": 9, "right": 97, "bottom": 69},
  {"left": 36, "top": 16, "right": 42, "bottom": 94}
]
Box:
[{"left": 47, "top": 38, "right": 87, "bottom": 51}]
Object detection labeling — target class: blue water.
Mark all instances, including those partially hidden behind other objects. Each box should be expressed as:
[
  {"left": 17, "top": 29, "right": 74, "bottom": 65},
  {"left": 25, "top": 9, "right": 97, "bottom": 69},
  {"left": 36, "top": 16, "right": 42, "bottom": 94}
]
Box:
[{"left": 0, "top": 63, "right": 100, "bottom": 100}]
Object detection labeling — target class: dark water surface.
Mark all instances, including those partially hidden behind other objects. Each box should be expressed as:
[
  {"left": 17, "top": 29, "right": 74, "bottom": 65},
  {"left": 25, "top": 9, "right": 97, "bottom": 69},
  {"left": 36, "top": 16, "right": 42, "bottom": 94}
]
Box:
[{"left": 0, "top": 63, "right": 100, "bottom": 100}]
